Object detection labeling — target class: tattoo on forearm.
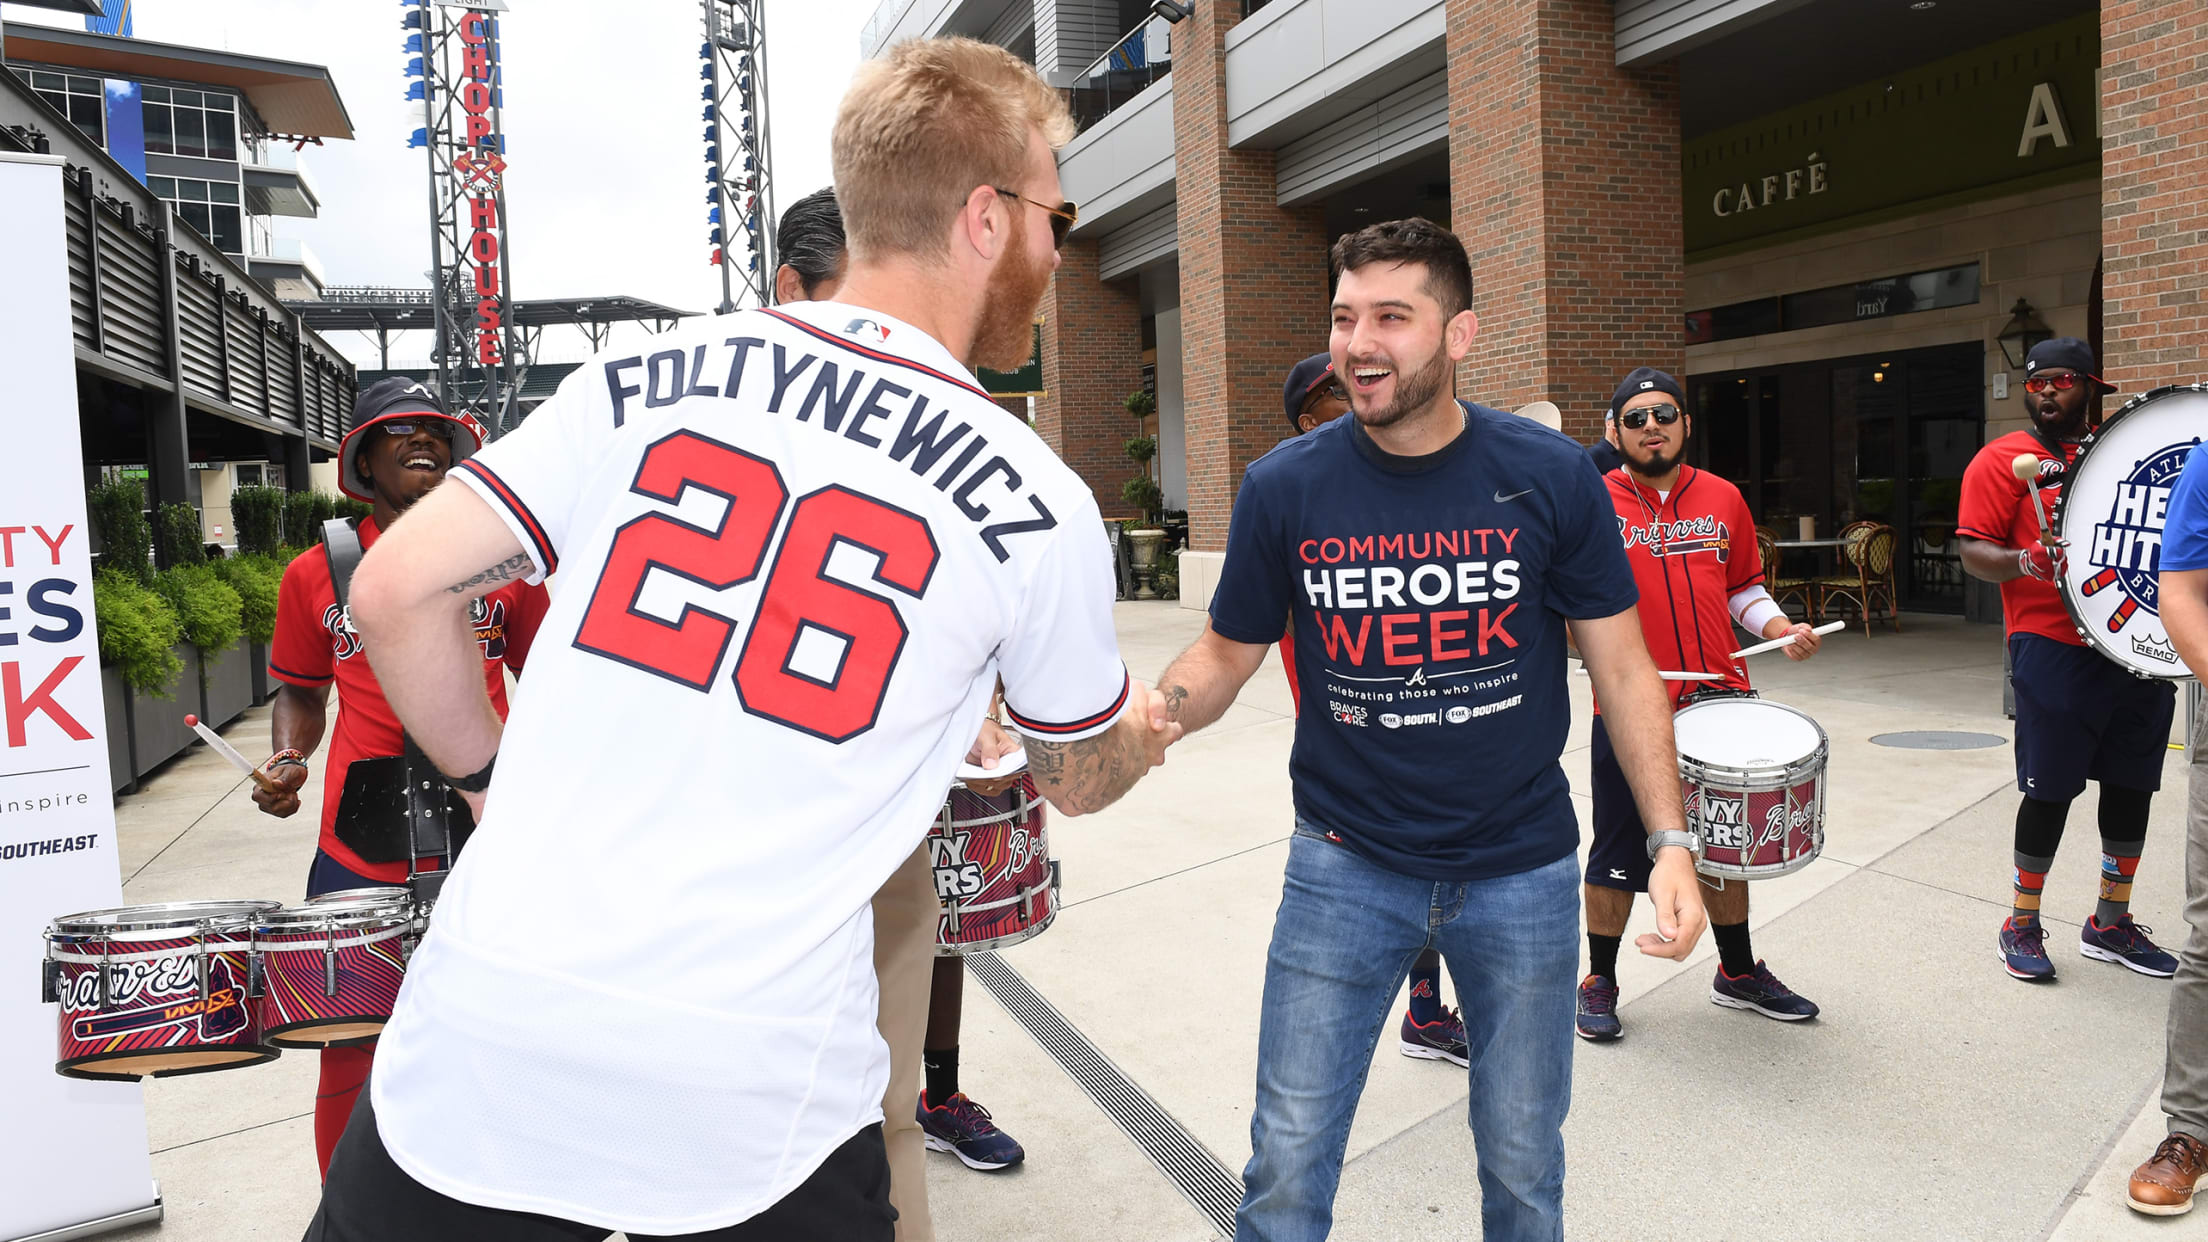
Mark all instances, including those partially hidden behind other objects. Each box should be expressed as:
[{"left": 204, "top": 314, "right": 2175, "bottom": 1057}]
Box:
[
  {"left": 445, "top": 552, "right": 535, "bottom": 595},
  {"left": 1160, "top": 683, "right": 1189, "bottom": 721},
  {"left": 1026, "top": 729, "right": 1141, "bottom": 815}
]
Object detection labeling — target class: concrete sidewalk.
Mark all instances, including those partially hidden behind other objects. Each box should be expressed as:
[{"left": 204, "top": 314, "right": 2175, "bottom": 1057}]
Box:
[{"left": 76, "top": 605, "right": 2194, "bottom": 1241}]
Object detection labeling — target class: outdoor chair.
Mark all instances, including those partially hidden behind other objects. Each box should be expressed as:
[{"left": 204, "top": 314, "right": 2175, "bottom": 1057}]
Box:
[
  {"left": 1817, "top": 522, "right": 1901, "bottom": 635},
  {"left": 1758, "top": 526, "right": 1820, "bottom": 621}
]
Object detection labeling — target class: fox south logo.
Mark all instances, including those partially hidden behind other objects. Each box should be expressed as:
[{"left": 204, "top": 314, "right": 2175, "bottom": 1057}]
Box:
[{"left": 1619, "top": 513, "right": 1731, "bottom": 561}]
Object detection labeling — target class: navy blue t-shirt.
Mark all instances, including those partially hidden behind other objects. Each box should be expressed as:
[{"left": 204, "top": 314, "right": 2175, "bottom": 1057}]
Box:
[{"left": 1211, "top": 402, "right": 1638, "bottom": 881}]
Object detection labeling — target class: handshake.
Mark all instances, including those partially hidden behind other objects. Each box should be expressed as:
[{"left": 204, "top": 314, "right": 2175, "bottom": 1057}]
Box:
[{"left": 962, "top": 679, "right": 1186, "bottom": 816}]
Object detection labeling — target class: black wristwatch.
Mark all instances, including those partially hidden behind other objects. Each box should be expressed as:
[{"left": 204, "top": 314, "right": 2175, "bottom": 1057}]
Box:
[{"left": 443, "top": 755, "right": 496, "bottom": 794}]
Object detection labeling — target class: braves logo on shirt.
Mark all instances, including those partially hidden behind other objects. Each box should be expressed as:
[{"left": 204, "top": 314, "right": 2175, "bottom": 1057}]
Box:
[
  {"left": 320, "top": 597, "right": 509, "bottom": 663},
  {"left": 1618, "top": 513, "right": 1733, "bottom": 561}
]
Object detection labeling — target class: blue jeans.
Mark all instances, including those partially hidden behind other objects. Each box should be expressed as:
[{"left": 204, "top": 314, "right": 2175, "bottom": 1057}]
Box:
[{"left": 1235, "top": 827, "right": 1579, "bottom": 1242}]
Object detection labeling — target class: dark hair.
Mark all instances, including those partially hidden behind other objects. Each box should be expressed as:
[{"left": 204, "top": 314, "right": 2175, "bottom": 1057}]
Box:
[
  {"left": 776, "top": 186, "right": 847, "bottom": 299},
  {"left": 1328, "top": 217, "right": 1473, "bottom": 319}
]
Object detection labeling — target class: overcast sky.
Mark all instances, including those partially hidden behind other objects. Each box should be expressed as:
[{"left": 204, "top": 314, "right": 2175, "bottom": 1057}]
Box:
[{"left": 2, "top": 0, "right": 866, "bottom": 368}]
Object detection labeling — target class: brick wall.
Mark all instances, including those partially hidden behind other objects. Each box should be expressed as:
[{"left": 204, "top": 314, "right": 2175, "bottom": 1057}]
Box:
[
  {"left": 1172, "top": 0, "right": 1331, "bottom": 552},
  {"left": 2100, "top": 1, "right": 2208, "bottom": 391},
  {"left": 1446, "top": 0, "right": 1683, "bottom": 442},
  {"left": 1035, "top": 237, "right": 1143, "bottom": 513}
]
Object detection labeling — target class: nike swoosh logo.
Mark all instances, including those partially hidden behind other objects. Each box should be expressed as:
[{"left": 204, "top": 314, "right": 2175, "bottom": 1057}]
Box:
[{"left": 1495, "top": 488, "right": 1535, "bottom": 503}]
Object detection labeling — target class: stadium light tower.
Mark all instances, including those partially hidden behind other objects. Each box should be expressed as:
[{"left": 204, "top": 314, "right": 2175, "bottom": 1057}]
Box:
[
  {"left": 702, "top": 0, "right": 775, "bottom": 314},
  {"left": 403, "top": 0, "right": 522, "bottom": 435}
]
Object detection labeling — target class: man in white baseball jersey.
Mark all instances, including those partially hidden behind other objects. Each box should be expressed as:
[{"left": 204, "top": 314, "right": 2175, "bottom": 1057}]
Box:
[{"left": 303, "top": 37, "right": 1176, "bottom": 1242}]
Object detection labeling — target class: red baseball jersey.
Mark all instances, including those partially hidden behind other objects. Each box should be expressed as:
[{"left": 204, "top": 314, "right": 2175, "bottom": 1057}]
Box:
[
  {"left": 1598, "top": 465, "right": 1764, "bottom": 711},
  {"left": 268, "top": 516, "right": 549, "bottom": 880},
  {"left": 1956, "top": 429, "right": 2082, "bottom": 647}
]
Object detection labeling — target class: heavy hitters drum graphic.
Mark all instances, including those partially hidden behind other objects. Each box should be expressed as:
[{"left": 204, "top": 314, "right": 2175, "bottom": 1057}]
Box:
[
  {"left": 930, "top": 775, "right": 1059, "bottom": 956},
  {"left": 2054, "top": 385, "right": 2206, "bottom": 679},
  {"left": 43, "top": 902, "right": 280, "bottom": 1081}
]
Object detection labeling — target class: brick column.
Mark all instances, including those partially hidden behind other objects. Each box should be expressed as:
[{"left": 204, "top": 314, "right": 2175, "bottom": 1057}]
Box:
[
  {"left": 1173, "top": 0, "right": 1330, "bottom": 553},
  {"left": 2100, "top": 2, "right": 2208, "bottom": 390},
  {"left": 1035, "top": 237, "right": 1143, "bottom": 513},
  {"left": 1446, "top": 0, "right": 1682, "bottom": 443}
]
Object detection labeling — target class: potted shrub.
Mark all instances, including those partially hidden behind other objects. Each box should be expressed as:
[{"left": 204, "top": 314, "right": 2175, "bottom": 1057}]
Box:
[
  {"left": 228, "top": 485, "right": 287, "bottom": 703},
  {"left": 1120, "top": 389, "right": 1168, "bottom": 598},
  {"left": 154, "top": 502, "right": 249, "bottom": 738},
  {"left": 92, "top": 567, "right": 185, "bottom": 782}
]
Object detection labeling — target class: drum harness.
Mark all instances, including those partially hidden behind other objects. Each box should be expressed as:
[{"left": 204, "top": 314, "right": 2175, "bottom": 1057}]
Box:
[{"left": 321, "top": 517, "right": 472, "bottom": 918}]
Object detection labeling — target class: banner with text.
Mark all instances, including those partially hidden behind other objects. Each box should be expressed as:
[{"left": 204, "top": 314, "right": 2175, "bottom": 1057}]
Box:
[{"left": 0, "top": 153, "right": 159, "bottom": 1241}]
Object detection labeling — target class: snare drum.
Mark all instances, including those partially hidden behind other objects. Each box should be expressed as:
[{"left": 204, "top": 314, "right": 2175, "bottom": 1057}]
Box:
[
  {"left": 930, "top": 775, "right": 1060, "bottom": 955},
  {"left": 256, "top": 888, "right": 415, "bottom": 1047},
  {"left": 1674, "top": 697, "right": 1828, "bottom": 880},
  {"left": 42, "top": 901, "right": 281, "bottom": 1081}
]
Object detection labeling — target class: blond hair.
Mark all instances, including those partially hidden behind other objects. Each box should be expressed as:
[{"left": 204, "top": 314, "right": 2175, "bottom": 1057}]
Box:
[{"left": 833, "top": 37, "right": 1074, "bottom": 262}]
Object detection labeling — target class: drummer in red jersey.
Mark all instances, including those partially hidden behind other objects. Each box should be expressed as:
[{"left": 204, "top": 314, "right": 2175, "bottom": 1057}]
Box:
[
  {"left": 251, "top": 377, "right": 548, "bottom": 1178},
  {"left": 1958, "top": 337, "right": 2178, "bottom": 985},
  {"left": 1576, "top": 367, "right": 1825, "bottom": 1041}
]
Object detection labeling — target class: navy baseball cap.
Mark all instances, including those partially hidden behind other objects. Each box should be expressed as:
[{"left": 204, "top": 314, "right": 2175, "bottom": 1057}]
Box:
[
  {"left": 1608, "top": 366, "right": 1687, "bottom": 420},
  {"left": 2025, "top": 337, "right": 2116, "bottom": 393},
  {"left": 1283, "top": 353, "right": 1337, "bottom": 429}
]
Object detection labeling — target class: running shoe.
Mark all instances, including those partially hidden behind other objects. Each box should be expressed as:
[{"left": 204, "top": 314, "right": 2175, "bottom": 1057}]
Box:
[
  {"left": 1575, "top": 974, "right": 1622, "bottom": 1042},
  {"left": 1710, "top": 961, "right": 1819, "bottom": 1020},
  {"left": 1999, "top": 917, "right": 2056, "bottom": 981},
  {"left": 1399, "top": 1007, "right": 1469, "bottom": 1067},
  {"left": 918, "top": 1093, "right": 1026, "bottom": 1171},
  {"left": 2082, "top": 915, "right": 2179, "bottom": 978}
]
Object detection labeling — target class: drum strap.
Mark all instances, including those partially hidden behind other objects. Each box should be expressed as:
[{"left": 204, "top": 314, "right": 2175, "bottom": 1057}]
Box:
[
  {"left": 322, "top": 519, "right": 470, "bottom": 905},
  {"left": 2024, "top": 426, "right": 2077, "bottom": 488}
]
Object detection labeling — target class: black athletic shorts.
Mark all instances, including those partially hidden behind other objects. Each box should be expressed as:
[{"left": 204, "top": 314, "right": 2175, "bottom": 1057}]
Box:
[
  {"left": 305, "top": 1088, "right": 895, "bottom": 1242},
  {"left": 1585, "top": 714, "right": 1654, "bottom": 893},
  {"left": 2010, "top": 632, "right": 2175, "bottom": 801}
]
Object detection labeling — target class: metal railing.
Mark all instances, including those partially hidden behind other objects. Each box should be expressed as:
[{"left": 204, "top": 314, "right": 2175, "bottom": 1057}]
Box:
[{"left": 1069, "top": 15, "right": 1174, "bottom": 135}]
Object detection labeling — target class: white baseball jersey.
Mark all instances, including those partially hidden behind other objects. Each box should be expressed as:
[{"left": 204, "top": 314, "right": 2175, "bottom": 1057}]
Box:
[{"left": 368, "top": 300, "right": 1128, "bottom": 1233}]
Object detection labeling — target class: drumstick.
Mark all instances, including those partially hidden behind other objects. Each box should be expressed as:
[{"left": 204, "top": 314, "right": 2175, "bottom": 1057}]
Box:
[
  {"left": 1730, "top": 620, "right": 1846, "bottom": 660},
  {"left": 184, "top": 714, "right": 283, "bottom": 795},
  {"left": 2011, "top": 453, "right": 2059, "bottom": 547}
]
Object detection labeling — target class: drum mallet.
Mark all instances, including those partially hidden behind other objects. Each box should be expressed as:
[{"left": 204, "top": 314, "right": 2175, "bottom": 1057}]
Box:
[
  {"left": 1730, "top": 620, "right": 1846, "bottom": 660},
  {"left": 2011, "top": 453, "right": 2060, "bottom": 547},
  {"left": 184, "top": 714, "right": 284, "bottom": 795}
]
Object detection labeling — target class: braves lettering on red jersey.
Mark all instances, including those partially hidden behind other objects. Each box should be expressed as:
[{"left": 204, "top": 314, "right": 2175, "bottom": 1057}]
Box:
[
  {"left": 1958, "top": 429, "right": 2082, "bottom": 646},
  {"left": 268, "top": 516, "right": 547, "bottom": 881},
  {"left": 368, "top": 299, "right": 1128, "bottom": 1234},
  {"left": 1600, "top": 465, "right": 1763, "bottom": 709}
]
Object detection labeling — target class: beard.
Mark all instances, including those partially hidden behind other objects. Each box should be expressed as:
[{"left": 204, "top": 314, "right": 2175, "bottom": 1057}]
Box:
[
  {"left": 2029, "top": 396, "right": 2089, "bottom": 440},
  {"left": 970, "top": 216, "right": 1052, "bottom": 373},
  {"left": 1624, "top": 442, "right": 1682, "bottom": 478},
  {"left": 1352, "top": 343, "right": 1451, "bottom": 430}
]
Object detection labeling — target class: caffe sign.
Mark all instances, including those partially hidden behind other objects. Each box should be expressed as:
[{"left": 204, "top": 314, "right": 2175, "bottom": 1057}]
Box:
[
  {"left": 1684, "top": 15, "right": 2098, "bottom": 254},
  {"left": 1710, "top": 152, "right": 1830, "bottom": 218}
]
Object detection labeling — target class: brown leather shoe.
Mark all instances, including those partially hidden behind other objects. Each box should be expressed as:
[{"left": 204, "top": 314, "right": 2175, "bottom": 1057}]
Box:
[{"left": 2129, "top": 1132, "right": 2208, "bottom": 1216}]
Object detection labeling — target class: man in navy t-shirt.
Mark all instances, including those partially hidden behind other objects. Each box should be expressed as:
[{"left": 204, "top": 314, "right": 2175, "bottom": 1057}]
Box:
[{"left": 1156, "top": 218, "right": 1706, "bottom": 1241}]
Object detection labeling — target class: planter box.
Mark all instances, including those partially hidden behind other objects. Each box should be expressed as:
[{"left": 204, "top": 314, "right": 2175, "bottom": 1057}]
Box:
[
  {"left": 201, "top": 640, "right": 253, "bottom": 729},
  {"left": 101, "top": 662, "right": 133, "bottom": 795},
  {"left": 130, "top": 644, "right": 201, "bottom": 779},
  {"left": 249, "top": 640, "right": 271, "bottom": 705}
]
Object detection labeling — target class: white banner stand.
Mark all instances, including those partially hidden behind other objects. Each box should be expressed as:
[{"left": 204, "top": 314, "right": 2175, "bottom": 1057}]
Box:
[{"left": 0, "top": 152, "right": 162, "bottom": 1242}]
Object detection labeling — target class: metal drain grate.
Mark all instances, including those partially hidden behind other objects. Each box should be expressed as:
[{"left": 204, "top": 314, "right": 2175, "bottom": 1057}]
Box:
[
  {"left": 965, "top": 951, "right": 1243, "bottom": 1236},
  {"left": 1870, "top": 730, "right": 2007, "bottom": 750}
]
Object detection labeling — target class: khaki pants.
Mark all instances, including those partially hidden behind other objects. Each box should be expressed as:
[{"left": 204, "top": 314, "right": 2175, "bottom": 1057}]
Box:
[
  {"left": 2166, "top": 698, "right": 2208, "bottom": 1141},
  {"left": 873, "top": 844, "right": 938, "bottom": 1242}
]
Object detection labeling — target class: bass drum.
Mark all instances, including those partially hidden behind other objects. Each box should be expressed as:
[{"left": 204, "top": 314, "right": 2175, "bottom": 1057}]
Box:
[{"left": 2052, "top": 384, "right": 2206, "bottom": 679}]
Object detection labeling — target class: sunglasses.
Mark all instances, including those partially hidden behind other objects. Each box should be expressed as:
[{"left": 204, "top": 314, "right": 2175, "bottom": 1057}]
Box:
[
  {"left": 2023, "top": 373, "right": 2080, "bottom": 394},
  {"left": 379, "top": 420, "right": 454, "bottom": 440},
  {"left": 992, "top": 187, "right": 1079, "bottom": 249},
  {"left": 1617, "top": 404, "right": 1682, "bottom": 430},
  {"left": 1307, "top": 378, "right": 1349, "bottom": 406}
]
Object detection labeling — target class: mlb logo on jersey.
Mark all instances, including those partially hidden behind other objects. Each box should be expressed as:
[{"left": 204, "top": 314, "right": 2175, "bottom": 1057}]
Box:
[{"left": 843, "top": 317, "right": 892, "bottom": 343}]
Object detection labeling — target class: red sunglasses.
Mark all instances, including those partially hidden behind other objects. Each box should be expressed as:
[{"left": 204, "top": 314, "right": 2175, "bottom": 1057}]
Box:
[{"left": 2023, "top": 373, "right": 2080, "bottom": 394}]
